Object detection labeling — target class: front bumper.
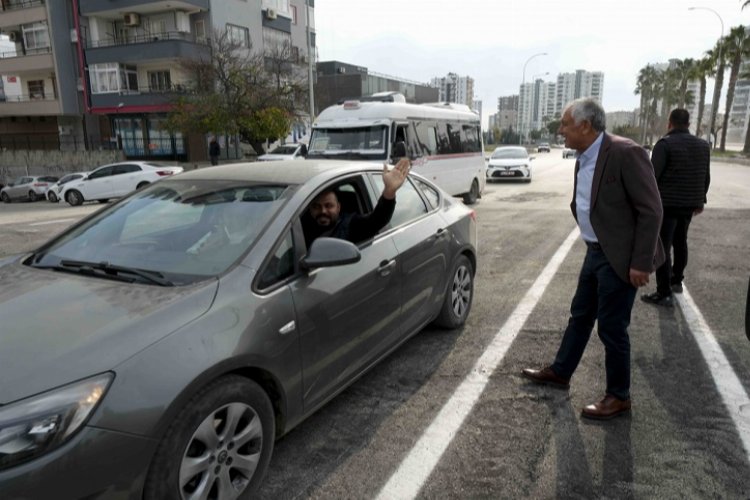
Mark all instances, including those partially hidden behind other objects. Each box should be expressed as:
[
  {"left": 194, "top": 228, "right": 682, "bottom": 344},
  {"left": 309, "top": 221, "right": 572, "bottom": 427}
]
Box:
[{"left": 0, "top": 426, "right": 156, "bottom": 500}]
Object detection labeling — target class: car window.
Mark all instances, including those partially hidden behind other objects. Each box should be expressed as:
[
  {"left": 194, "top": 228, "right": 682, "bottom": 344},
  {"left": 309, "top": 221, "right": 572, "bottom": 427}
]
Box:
[
  {"left": 257, "top": 229, "right": 295, "bottom": 289},
  {"left": 114, "top": 164, "right": 142, "bottom": 175},
  {"left": 414, "top": 178, "right": 440, "bottom": 210},
  {"left": 88, "top": 166, "right": 114, "bottom": 179},
  {"left": 38, "top": 176, "right": 59, "bottom": 183},
  {"left": 491, "top": 148, "right": 528, "bottom": 159},
  {"left": 60, "top": 174, "right": 83, "bottom": 184},
  {"left": 371, "top": 175, "right": 427, "bottom": 229},
  {"left": 19, "top": 177, "right": 32, "bottom": 185}
]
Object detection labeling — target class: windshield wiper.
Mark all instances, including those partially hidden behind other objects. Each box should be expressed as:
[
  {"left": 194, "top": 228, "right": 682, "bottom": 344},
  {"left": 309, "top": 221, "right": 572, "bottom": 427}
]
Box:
[{"left": 57, "top": 259, "right": 175, "bottom": 286}]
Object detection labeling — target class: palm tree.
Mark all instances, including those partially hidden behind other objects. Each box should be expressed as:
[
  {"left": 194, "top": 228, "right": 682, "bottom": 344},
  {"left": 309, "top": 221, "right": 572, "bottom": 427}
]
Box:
[
  {"left": 707, "top": 38, "right": 728, "bottom": 148},
  {"left": 691, "top": 56, "right": 714, "bottom": 139},
  {"left": 673, "top": 58, "right": 696, "bottom": 108},
  {"left": 720, "top": 26, "right": 750, "bottom": 151},
  {"left": 635, "top": 65, "right": 658, "bottom": 143}
]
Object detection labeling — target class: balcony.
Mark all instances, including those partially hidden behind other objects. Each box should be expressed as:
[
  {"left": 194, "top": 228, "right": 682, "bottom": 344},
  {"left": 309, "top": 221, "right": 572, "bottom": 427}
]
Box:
[
  {"left": 85, "top": 31, "right": 210, "bottom": 65},
  {"left": 89, "top": 84, "right": 188, "bottom": 110},
  {"left": 0, "top": 1, "right": 46, "bottom": 29},
  {"left": 0, "top": 93, "right": 61, "bottom": 116},
  {"left": 0, "top": 46, "right": 53, "bottom": 73},
  {"left": 79, "top": 0, "right": 208, "bottom": 16}
]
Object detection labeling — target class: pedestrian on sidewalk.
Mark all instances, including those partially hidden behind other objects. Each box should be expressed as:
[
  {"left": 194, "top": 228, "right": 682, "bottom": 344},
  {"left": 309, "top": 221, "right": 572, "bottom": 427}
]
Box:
[
  {"left": 522, "top": 98, "right": 664, "bottom": 420},
  {"left": 641, "top": 108, "right": 711, "bottom": 307},
  {"left": 209, "top": 137, "right": 220, "bottom": 166}
]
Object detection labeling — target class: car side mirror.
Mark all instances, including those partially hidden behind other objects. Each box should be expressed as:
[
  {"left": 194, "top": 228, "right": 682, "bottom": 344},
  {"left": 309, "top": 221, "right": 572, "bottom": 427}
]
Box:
[
  {"left": 391, "top": 141, "right": 407, "bottom": 161},
  {"left": 301, "top": 237, "right": 361, "bottom": 270}
]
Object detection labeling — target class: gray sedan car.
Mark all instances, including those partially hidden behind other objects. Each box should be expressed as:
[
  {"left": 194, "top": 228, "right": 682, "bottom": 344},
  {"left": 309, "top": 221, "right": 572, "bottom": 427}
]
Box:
[{"left": 0, "top": 160, "right": 477, "bottom": 498}]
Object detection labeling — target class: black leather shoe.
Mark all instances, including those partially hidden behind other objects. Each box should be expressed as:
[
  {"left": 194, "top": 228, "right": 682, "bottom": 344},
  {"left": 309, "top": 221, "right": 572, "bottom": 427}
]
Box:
[
  {"left": 641, "top": 292, "right": 673, "bottom": 307},
  {"left": 521, "top": 366, "right": 570, "bottom": 389},
  {"left": 581, "top": 395, "right": 631, "bottom": 420},
  {"left": 671, "top": 283, "right": 683, "bottom": 294}
]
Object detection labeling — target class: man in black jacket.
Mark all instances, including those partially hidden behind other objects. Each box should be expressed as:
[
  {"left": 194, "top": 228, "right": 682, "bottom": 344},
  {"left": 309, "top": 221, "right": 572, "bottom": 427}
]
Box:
[
  {"left": 642, "top": 109, "right": 710, "bottom": 307},
  {"left": 304, "top": 158, "right": 411, "bottom": 247}
]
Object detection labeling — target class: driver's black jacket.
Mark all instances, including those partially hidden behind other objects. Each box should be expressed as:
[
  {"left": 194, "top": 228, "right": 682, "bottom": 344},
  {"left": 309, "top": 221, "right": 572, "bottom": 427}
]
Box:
[{"left": 304, "top": 196, "right": 395, "bottom": 248}]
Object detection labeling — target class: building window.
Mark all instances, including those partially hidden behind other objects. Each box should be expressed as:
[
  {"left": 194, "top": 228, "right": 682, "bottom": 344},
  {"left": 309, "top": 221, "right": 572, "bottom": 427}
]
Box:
[
  {"left": 226, "top": 24, "right": 250, "bottom": 48},
  {"left": 195, "top": 20, "right": 206, "bottom": 42},
  {"left": 262, "top": 27, "right": 291, "bottom": 52},
  {"left": 262, "top": 0, "right": 290, "bottom": 16},
  {"left": 148, "top": 71, "right": 171, "bottom": 92},
  {"left": 291, "top": 5, "right": 297, "bottom": 24},
  {"left": 89, "top": 63, "right": 139, "bottom": 94},
  {"left": 22, "top": 22, "right": 50, "bottom": 51},
  {"left": 27, "top": 80, "right": 44, "bottom": 100}
]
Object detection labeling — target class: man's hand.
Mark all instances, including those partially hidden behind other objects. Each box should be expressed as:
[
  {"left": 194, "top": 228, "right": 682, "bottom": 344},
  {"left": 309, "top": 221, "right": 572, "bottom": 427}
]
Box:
[
  {"left": 629, "top": 268, "right": 650, "bottom": 287},
  {"left": 694, "top": 207, "right": 704, "bottom": 216},
  {"left": 382, "top": 158, "right": 411, "bottom": 200}
]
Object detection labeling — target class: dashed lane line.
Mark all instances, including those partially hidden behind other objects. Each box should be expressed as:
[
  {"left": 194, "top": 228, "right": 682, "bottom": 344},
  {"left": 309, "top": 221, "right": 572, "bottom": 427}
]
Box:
[
  {"left": 376, "top": 227, "right": 580, "bottom": 500},
  {"left": 676, "top": 287, "right": 750, "bottom": 462}
]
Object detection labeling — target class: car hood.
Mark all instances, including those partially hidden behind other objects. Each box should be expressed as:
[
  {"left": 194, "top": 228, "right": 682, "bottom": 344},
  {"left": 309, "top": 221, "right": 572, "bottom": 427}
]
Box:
[
  {"left": 488, "top": 158, "right": 529, "bottom": 167},
  {"left": 0, "top": 261, "right": 218, "bottom": 404}
]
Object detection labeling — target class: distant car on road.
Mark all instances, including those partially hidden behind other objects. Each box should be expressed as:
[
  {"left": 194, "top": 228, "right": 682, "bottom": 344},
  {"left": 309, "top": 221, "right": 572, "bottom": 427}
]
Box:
[
  {"left": 537, "top": 142, "right": 550, "bottom": 153},
  {"left": 46, "top": 172, "right": 89, "bottom": 203},
  {"left": 0, "top": 160, "right": 476, "bottom": 499},
  {"left": 60, "top": 161, "right": 183, "bottom": 206},
  {"left": 257, "top": 143, "right": 307, "bottom": 161},
  {"left": 562, "top": 148, "right": 576, "bottom": 159},
  {"left": 487, "top": 146, "right": 533, "bottom": 183},
  {"left": 1, "top": 175, "right": 59, "bottom": 203}
]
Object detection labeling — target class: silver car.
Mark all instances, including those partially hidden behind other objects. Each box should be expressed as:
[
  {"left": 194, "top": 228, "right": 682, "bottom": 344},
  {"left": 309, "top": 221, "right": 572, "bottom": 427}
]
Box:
[
  {"left": 0, "top": 160, "right": 477, "bottom": 498},
  {"left": 0, "top": 175, "right": 59, "bottom": 202}
]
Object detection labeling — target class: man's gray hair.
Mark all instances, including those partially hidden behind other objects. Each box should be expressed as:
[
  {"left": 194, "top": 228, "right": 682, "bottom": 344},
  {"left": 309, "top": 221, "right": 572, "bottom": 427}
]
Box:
[{"left": 567, "top": 98, "right": 606, "bottom": 132}]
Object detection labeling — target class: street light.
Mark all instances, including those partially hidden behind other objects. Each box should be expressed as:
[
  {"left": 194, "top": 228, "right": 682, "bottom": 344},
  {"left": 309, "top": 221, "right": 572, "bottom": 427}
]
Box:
[
  {"left": 689, "top": 6, "right": 724, "bottom": 144},
  {"left": 518, "top": 52, "right": 547, "bottom": 145}
]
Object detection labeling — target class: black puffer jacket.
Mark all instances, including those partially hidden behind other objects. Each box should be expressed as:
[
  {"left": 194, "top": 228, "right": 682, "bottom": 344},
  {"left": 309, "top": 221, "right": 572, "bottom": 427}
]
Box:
[{"left": 650, "top": 128, "right": 710, "bottom": 210}]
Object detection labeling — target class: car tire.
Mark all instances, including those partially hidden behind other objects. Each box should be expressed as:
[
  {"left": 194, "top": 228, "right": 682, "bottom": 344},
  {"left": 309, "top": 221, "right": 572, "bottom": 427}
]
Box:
[
  {"left": 433, "top": 254, "right": 474, "bottom": 329},
  {"left": 462, "top": 179, "right": 479, "bottom": 205},
  {"left": 66, "top": 190, "right": 83, "bottom": 206},
  {"left": 48, "top": 191, "right": 58, "bottom": 203},
  {"left": 143, "top": 376, "right": 275, "bottom": 500},
  {"left": 1, "top": 192, "right": 10, "bottom": 203},
  {"left": 137, "top": 181, "right": 150, "bottom": 190},
  {"left": 28, "top": 191, "right": 38, "bottom": 202},
  {"left": 98, "top": 199, "right": 109, "bottom": 204}
]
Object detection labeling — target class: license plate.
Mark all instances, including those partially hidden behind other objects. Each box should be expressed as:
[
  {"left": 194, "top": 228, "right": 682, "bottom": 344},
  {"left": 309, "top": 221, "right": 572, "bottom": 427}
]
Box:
[{"left": 499, "top": 171, "right": 515, "bottom": 176}]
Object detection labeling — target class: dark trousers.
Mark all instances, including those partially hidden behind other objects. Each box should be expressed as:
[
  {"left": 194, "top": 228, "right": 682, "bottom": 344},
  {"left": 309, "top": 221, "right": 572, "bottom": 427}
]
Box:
[
  {"left": 552, "top": 245, "right": 637, "bottom": 401},
  {"left": 655, "top": 211, "right": 693, "bottom": 295}
]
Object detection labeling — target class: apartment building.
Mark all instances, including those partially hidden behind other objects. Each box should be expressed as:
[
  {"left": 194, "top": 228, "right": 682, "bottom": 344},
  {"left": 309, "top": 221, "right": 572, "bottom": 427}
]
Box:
[
  {"left": 430, "top": 72, "right": 474, "bottom": 107},
  {"left": 554, "top": 70, "right": 604, "bottom": 115},
  {"left": 0, "top": 0, "right": 316, "bottom": 161}
]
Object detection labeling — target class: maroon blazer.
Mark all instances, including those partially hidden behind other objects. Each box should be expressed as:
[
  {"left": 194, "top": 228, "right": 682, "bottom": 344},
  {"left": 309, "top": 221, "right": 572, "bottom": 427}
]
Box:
[{"left": 571, "top": 133, "right": 665, "bottom": 284}]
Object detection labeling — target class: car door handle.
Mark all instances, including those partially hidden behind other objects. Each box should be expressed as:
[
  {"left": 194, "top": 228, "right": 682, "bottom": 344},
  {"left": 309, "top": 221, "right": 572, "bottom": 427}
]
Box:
[
  {"left": 377, "top": 259, "right": 397, "bottom": 276},
  {"left": 278, "top": 320, "right": 296, "bottom": 335}
]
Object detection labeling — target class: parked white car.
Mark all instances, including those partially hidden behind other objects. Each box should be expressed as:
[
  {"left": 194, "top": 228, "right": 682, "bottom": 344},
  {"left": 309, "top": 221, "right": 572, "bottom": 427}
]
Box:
[
  {"left": 486, "top": 146, "right": 533, "bottom": 183},
  {"left": 47, "top": 172, "right": 89, "bottom": 203},
  {"left": 1, "top": 175, "right": 59, "bottom": 203},
  {"left": 257, "top": 143, "right": 307, "bottom": 161},
  {"left": 60, "top": 162, "right": 183, "bottom": 206}
]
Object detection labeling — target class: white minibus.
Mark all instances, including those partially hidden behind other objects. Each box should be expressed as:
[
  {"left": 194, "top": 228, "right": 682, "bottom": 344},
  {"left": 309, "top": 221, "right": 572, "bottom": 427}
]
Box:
[{"left": 308, "top": 92, "right": 486, "bottom": 204}]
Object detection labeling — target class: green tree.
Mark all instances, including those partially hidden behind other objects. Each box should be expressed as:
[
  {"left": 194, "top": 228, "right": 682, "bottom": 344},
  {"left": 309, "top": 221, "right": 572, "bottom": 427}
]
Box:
[
  {"left": 707, "top": 38, "right": 728, "bottom": 148},
  {"left": 635, "top": 64, "right": 659, "bottom": 144},
  {"left": 691, "top": 56, "right": 715, "bottom": 139},
  {"left": 612, "top": 125, "right": 640, "bottom": 143},
  {"left": 546, "top": 119, "right": 561, "bottom": 136},
  {"left": 719, "top": 26, "right": 750, "bottom": 151},
  {"left": 165, "top": 28, "right": 307, "bottom": 155}
]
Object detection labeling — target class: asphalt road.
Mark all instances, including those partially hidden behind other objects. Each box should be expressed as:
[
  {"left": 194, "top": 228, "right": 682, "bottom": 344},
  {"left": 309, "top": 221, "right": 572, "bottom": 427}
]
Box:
[{"left": 1, "top": 152, "right": 749, "bottom": 498}]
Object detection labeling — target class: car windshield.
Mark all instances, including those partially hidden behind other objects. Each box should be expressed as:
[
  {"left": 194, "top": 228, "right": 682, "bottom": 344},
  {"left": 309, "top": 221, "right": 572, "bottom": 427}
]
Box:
[
  {"left": 491, "top": 148, "right": 528, "bottom": 160},
  {"left": 29, "top": 180, "right": 294, "bottom": 284},
  {"left": 307, "top": 126, "right": 388, "bottom": 160},
  {"left": 269, "top": 145, "right": 298, "bottom": 155}
]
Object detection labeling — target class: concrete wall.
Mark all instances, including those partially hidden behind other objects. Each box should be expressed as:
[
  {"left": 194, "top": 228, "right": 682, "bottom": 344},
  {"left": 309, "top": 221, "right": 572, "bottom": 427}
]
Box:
[{"left": 0, "top": 150, "right": 123, "bottom": 184}]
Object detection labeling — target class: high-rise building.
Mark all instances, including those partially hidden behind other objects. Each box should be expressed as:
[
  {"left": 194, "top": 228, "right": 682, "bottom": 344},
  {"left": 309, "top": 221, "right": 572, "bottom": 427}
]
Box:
[
  {"left": 495, "top": 95, "right": 518, "bottom": 131},
  {"left": 554, "top": 70, "right": 604, "bottom": 115},
  {"left": 430, "top": 72, "right": 474, "bottom": 106},
  {"left": 0, "top": 0, "right": 316, "bottom": 161}
]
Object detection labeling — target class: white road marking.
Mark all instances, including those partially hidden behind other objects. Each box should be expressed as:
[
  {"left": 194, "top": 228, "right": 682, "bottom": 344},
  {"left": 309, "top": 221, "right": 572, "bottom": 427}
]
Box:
[
  {"left": 376, "top": 227, "right": 580, "bottom": 500},
  {"left": 27, "top": 218, "right": 77, "bottom": 227},
  {"left": 676, "top": 287, "right": 750, "bottom": 461}
]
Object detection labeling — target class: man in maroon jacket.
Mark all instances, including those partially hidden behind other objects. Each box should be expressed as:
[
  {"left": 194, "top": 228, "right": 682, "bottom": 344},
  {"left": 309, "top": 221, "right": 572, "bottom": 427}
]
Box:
[{"left": 522, "top": 98, "right": 664, "bottom": 420}]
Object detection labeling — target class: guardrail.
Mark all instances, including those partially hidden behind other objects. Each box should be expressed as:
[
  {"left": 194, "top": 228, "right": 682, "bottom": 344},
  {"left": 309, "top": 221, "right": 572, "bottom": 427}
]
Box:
[
  {"left": 0, "top": 46, "right": 51, "bottom": 59},
  {"left": 0, "top": 94, "right": 57, "bottom": 103},
  {"left": 87, "top": 31, "right": 209, "bottom": 49}
]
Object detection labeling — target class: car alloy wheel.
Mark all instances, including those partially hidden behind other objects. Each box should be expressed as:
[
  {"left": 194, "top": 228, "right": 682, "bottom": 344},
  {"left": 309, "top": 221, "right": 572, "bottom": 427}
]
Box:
[
  {"left": 1, "top": 192, "right": 9, "bottom": 203},
  {"left": 28, "top": 191, "right": 37, "bottom": 202},
  {"left": 143, "top": 376, "right": 275, "bottom": 500},
  {"left": 434, "top": 254, "right": 474, "bottom": 329},
  {"left": 48, "top": 191, "right": 58, "bottom": 203},
  {"left": 66, "top": 190, "right": 83, "bottom": 206}
]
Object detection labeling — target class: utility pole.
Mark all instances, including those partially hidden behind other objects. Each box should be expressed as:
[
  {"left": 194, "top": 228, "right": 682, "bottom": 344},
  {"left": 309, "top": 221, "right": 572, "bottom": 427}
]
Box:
[{"left": 306, "top": 0, "right": 315, "bottom": 128}]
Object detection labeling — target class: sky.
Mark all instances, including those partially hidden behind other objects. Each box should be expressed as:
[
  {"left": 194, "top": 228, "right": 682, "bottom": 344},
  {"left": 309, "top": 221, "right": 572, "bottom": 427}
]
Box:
[{"left": 315, "top": 0, "right": 750, "bottom": 128}]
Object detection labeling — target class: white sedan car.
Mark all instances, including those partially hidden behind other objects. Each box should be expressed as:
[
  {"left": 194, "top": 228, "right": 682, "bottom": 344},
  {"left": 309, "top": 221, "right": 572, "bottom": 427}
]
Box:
[
  {"left": 61, "top": 162, "right": 183, "bottom": 206},
  {"left": 257, "top": 143, "right": 307, "bottom": 161},
  {"left": 486, "top": 146, "right": 533, "bottom": 183},
  {"left": 47, "top": 172, "right": 89, "bottom": 203}
]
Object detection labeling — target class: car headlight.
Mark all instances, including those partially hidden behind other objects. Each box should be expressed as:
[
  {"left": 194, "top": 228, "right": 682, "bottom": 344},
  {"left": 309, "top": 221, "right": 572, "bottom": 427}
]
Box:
[{"left": 0, "top": 373, "right": 113, "bottom": 471}]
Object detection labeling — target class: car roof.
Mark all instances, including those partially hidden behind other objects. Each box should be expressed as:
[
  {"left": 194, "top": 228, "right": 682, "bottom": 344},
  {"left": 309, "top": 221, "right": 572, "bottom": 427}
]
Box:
[
  {"left": 493, "top": 146, "right": 527, "bottom": 152},
  {"left": 175, "top": 160, "right": 379, "bottom": 185}
]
